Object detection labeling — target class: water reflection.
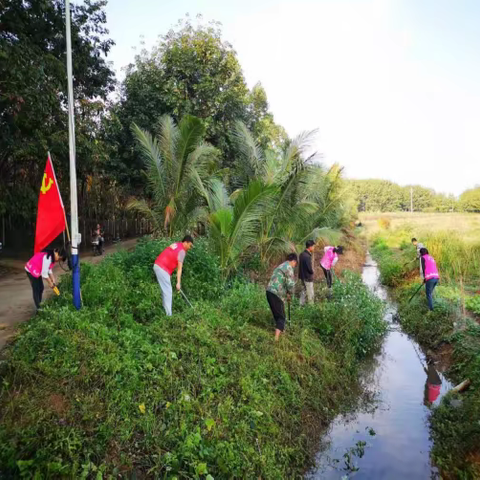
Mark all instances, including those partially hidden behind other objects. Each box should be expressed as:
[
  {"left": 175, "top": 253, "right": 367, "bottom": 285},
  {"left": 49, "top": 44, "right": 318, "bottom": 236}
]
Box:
[
  {"left": 308, "top": 254, "right": 452, "bottom": 479},
  {"left": 424, "top": 363, "right": 442, "bottom": 407}
]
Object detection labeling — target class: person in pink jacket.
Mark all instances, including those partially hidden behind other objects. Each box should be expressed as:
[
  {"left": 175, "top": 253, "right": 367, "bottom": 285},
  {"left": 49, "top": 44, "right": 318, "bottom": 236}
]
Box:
[
  {"left": 25, "top": 248, "right": 66, "bottom": 311},
  {"left": 320, "top": 245, "right": 344, "bottom": 288},
  {"left": 419, "top": 247, "right": 439, "bottom": 311}
]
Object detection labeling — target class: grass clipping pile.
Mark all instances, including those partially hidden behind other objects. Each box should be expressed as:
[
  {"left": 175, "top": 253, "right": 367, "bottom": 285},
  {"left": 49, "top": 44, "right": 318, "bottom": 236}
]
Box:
[{"left": 0, "top": 239, "right": 386, "bottom": 478}]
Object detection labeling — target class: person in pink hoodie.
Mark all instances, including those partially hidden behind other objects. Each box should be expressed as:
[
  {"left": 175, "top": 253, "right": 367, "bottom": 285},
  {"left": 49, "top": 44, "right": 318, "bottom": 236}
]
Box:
[
  {"left": 320, "top": 245, "right": 344, "bottom": 289},
  {"left": 419, "top": 247, "right": 439, "bottom": 311},
  {"left": 25, "top": 248, "right": 66, "bottom": 311}
]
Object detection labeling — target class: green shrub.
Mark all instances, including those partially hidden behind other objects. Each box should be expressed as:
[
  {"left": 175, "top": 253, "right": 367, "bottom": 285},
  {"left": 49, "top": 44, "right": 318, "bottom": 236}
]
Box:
[
  {"left": 465, "top": 295, "right": 480, "bottom": 315},
  {"left": 370, "top": 240, "right": 410, "bottom": 286},
  {"left": 295, "top": 272, "right": 386, "bottom": 360}
]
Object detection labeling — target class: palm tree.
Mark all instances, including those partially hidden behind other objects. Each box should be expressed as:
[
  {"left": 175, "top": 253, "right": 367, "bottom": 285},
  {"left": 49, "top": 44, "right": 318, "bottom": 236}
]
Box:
[
  {"left": 207, "top": 179, "right": 277, "bottom": 275},
  {"left": 127, "top": 115, "right": 219, "bottom": 236},
  {"left": 231, "top": 122, "right": 347, "bottom": 262}
]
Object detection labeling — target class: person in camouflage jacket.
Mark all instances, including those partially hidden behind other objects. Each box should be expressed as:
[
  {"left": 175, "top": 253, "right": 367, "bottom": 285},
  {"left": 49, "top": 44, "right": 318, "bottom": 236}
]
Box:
[{"left": 266, "top": 253, "right": 298, "bottom": 341}]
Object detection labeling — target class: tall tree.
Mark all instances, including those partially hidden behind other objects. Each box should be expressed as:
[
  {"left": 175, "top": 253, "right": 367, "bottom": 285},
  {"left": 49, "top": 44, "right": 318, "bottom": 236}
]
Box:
[
  {"left": 246, "top": 83, "right": 288, "bottom": 152},
  {"left": 0, "top": 0, "right": 115, "bottom": 224},
  {"left": 115, "top": 16, "right": 286, "bottom": 188},
  {"left": 460, "top": 187, "right": 480, "bottom": 212},
  {"left": 127, "top": 115, "right": 219, "bottom": 236}
]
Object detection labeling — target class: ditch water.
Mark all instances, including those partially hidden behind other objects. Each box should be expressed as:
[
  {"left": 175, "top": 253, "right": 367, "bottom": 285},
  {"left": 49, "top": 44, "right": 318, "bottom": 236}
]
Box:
[{"left": 308, "top": 253, "right": 452, "bottom": 479}]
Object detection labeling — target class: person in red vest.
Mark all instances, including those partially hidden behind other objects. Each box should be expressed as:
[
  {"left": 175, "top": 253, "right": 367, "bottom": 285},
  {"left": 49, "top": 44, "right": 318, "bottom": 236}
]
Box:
[
  {"left": 153, "top": 235, "right": 194, "bottom": 316},
  {"left": 25, "top": 248, "right": 66, "bottom": 311},
  {"left": 423, "top": 360, "right": 442, "bottom": 407},
  {"left": 419, "top": 247, "right": 439, "bottom": 311}
]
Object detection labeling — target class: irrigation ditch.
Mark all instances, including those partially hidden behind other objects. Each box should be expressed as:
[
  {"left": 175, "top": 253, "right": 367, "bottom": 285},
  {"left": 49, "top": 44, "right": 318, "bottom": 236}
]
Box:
[{"left": 309, "top": 253, "right": 452, "bottom": 479}]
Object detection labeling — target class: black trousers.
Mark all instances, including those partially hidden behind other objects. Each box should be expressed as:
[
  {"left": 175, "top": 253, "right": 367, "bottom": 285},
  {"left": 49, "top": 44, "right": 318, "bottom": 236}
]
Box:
[
  {"left": 27, "top": 272, "right": 44, "bottom": 309},
  {"left": 266, "top": 291, "right": 286, "bottom": 331},
  {"left": 321, "top": 266, "right": 332, "bottom": 288}
]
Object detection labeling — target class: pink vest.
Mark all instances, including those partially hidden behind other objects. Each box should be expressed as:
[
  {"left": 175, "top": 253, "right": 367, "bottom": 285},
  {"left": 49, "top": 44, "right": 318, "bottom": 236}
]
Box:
[
  {"left": 321, "top": 246, "right": 337, "bottom": 270},
  {"left": 25, "top": 252, "right": 52, "bottom": 278},
  {"left": 423, "top": 254, "right": 439, "bottom": 280}
]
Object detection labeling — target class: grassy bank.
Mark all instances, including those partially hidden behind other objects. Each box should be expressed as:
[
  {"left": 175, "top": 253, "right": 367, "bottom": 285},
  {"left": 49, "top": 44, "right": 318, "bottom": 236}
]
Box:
[
  {"left": 0, "top": 238, "right": 386, "bottom": 478},
  {"left": 370, "top": 232, "right": 480, "bottom": 479}
]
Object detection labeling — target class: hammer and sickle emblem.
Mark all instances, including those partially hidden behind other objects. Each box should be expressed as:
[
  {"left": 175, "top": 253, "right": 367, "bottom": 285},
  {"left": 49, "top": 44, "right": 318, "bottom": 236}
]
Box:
[{"left": 41, "top": 173, "right": 54, "bottom": 195}]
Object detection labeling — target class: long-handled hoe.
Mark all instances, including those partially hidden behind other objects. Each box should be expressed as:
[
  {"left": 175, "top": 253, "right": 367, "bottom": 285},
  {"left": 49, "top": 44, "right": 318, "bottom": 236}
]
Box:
[
  {"left": 412, "top": 341, "right": 427, "bottom": 370},
  {"left": 403, "top": 258, "right": 417, "bottom": 267},
  {"left": 408, "top": 283, "right": 425, "bottom": 303},
  {"left": 179, "top": 289, "right": 193, "bottom": 309}
]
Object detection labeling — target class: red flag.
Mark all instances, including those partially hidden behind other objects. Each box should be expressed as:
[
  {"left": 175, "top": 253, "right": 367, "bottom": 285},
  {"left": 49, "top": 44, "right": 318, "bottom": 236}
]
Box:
[{"left": 34, "top": 153, "right": 66, "bottom": 253}]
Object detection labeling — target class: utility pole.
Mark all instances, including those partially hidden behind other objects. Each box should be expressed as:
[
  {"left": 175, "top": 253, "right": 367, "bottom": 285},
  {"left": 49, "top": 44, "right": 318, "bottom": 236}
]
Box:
[
  {"left": 65, "top": 0, "right": 81, "bottom": 309},
  {"left": 410, "top": 187, "right": 413, "bottom": 213}
]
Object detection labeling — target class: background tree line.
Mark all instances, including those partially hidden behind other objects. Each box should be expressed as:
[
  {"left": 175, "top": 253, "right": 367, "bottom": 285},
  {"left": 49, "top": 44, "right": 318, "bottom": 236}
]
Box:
[{"left": 346, "top": 179, "right": 480, "bottom": 213}]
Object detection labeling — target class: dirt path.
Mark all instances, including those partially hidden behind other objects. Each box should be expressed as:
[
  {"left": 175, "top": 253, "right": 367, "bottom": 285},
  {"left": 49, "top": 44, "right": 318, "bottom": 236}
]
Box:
[{"left": 0, "top": 238, "right": 139, "bottom": 350}]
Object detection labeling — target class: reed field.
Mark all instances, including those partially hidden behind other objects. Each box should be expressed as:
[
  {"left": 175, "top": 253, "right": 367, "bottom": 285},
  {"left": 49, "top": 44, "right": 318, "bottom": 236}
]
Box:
[{"left": 359, "top": 212, "right": 480, "bottom": 243}]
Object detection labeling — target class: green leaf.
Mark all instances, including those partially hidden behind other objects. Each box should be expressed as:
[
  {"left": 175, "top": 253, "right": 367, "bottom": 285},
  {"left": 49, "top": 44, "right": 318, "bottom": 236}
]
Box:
[{"left": 205, "top": 418, "right": 215, "bottom": 431}]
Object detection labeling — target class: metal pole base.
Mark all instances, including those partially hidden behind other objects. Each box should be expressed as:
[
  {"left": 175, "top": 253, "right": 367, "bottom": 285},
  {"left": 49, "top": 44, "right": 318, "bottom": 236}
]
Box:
[{"left": 71, "top": 252, "right": 81, "bottom": 310}]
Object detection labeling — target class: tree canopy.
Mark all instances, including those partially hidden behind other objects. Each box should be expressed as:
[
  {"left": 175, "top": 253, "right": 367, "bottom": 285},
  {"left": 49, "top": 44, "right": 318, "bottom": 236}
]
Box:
[
  {"left": 114, "top": 17, "right": 286, "bottom": 189},
  {"left": 460, "top": 187, "right": 480, "bottom": 212},
  {"left": 0, "top": 0, "right": 116, "bottom": 221},
  {"left": 346, "top": 179, "right": 458, "bottom": 213}
]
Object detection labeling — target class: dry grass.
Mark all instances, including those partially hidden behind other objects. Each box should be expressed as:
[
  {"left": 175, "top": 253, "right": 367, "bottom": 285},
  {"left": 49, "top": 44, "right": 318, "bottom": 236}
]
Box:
[{"left": 359, "top": 212, "right": 480, "bottom": 242}]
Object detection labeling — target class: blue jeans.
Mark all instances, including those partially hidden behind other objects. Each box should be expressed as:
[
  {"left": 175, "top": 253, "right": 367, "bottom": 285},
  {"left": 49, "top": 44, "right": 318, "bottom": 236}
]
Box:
[{"left": 425, "top": 279, "right": 438, "bottom": 311}]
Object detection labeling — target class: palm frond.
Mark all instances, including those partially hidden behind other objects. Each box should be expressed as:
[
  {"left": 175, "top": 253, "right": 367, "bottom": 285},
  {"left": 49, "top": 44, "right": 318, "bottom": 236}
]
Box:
[
  {"left": 229, "top": 180, "right": 277, "bottom": 263},
  {"left": 157, "top": 115, "right": 178, "bottom": 178},
  {"left": 131, "top": 123, "right": 166, "bottom": 199},
  {"left": 208, "top": 178, "right": 231, "bottom": 212},
  {"left": 125, "top": 197, "right": 160, "bottom": 231},
  {"left": 232, "top": 121, "right": 264, "bottom": 185},
  {"left": 174, "top": 115, "right": 207, "bottom": 192}
]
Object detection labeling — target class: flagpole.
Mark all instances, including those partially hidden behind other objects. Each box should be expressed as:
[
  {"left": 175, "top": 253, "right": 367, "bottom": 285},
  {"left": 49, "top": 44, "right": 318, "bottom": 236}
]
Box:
[{"left": 65, "top": 0, "right": 81, "bottom": 310}]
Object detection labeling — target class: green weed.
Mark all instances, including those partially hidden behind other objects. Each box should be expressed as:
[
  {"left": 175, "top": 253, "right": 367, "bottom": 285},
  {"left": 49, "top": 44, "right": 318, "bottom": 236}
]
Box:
[{"left": 0, "top": 239, "right": 386, "bottom": 478}]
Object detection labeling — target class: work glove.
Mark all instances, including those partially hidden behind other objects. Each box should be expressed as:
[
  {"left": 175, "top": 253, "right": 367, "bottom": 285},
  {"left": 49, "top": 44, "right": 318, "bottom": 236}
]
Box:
[{"left": 52, "top": 286, "right": 60, "bottom": 296}]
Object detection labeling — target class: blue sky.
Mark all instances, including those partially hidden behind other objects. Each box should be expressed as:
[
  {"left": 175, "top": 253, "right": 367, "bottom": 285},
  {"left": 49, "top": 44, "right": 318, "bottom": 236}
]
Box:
[{"left": 102, "top": 0, "right": 480, "bottom": 196}]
